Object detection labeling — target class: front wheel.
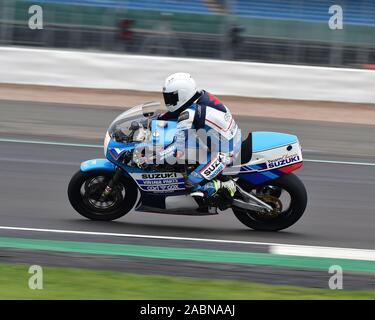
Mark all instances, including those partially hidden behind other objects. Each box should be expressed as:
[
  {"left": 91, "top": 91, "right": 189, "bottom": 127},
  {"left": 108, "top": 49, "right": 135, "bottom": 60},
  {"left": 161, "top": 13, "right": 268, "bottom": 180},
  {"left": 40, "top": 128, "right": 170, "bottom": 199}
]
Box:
[
  {"left": 233, "top": 173, "right": 307, "bottom": 231},
  {"left": 68, "top": 170, "right": 138, "bottom": 221}
]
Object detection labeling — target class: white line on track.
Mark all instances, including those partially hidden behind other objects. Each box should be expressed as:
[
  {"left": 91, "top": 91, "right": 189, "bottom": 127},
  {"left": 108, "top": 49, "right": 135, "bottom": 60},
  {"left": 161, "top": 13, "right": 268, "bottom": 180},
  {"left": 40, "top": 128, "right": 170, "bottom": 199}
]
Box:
[
  {"left": 270, "top": 245, "right": 375, "bottom": 261},
  {"left": 0, "top": 138, "right": 99, "bottom": 148},
  {"left": 1, "top": 138, "right": 375, "bottom": 167},
  {"left": 1, "top": 225, "right": 375, "bottom": 261},
  {"left": 304, "top": 159, "right": 375, "bottom": 167},
  {"left": 0, "top": 225, "right": 280, "bottom": 246},
  {"left": 0, "top": 157, "right": 77, "bottom": 166}
]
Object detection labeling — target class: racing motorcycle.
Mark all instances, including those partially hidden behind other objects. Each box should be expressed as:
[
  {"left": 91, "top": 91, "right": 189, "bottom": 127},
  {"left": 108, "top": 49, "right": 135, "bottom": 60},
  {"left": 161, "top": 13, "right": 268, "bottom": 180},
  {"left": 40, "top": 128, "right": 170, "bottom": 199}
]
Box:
[{"left": 68, "top": 102, "right": 307, "bottom": 231}]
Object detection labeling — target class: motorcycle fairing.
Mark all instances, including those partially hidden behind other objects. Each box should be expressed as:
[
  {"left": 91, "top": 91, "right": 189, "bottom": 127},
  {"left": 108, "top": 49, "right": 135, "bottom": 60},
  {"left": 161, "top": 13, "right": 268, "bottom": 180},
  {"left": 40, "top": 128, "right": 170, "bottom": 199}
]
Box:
[
  {"left": 239, "top": 161, "right": 303, "bottom": 185},
  {"left": 83, "top": 125, "right": 304, "bottom": 200},
  {"left": 151, "top": 120, "right": 177, "bottom": 145},
  {"left": 81, "top": 158, "right": 116, "bottom": 172},
  {"left": 81, "top": 154, "right": 187, "bottom": 194},
  {"left": 236, "top": 132, "right": 303, "bottom": 185},
  {"left": 135, "top": 192, "right": 207, "bottom": 215},
  {"left": 106, "top": 138, "right": 139, "bottom": 160}
]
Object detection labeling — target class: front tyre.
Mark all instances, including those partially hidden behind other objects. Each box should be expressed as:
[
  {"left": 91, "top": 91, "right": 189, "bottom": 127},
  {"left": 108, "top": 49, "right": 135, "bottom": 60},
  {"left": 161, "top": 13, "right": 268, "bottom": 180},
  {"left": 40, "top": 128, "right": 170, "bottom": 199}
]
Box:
[
  {"left": 68, "top": 170, "right": 138, "bottom": 221},
  {"left": 233, "top": 173, "right": 307, "bottom": 231}
]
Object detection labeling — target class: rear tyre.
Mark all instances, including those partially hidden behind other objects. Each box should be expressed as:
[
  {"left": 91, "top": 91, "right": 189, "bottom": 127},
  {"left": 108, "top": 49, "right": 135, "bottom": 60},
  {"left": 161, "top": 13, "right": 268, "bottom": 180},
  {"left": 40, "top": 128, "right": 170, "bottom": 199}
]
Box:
[
  {"left": 68, "top": 170, "right": 138, "bottom": 221},
  {"left": 233, "top": 173, "right": 307, "bottom": 231}
]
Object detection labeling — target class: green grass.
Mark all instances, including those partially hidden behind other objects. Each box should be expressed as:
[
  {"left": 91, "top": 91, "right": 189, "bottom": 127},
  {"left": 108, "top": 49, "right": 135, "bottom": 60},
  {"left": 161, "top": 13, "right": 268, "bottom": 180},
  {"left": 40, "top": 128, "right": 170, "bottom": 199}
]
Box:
[{"left": 0, "top": 263, "right": 374, "bottom": 300}]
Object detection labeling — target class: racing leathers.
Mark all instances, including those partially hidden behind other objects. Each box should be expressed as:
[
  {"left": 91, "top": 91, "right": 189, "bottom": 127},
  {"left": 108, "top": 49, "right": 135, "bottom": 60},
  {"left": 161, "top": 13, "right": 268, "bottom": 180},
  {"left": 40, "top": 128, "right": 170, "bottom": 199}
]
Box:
[{"left": 157, "top": 90, "right": 241, "bottom": 198}]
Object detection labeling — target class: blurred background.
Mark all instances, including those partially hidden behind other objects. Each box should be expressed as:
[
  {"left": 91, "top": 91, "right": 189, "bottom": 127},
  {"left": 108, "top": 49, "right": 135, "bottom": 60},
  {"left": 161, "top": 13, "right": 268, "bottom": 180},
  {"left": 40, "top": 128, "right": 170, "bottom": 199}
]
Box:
[
  {"left": 1, "top": 0, "right": 375, "bottom": 67},
  {"left": 0, "top": 0, "right": 375, "bottom": 300}
]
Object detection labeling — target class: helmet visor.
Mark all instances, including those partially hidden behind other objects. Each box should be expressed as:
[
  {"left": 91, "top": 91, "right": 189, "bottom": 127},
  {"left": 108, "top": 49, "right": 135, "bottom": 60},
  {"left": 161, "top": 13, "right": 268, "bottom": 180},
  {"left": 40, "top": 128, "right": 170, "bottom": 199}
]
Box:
[{"left": 163, "top": 91, "right": 179, "bottom": 107}]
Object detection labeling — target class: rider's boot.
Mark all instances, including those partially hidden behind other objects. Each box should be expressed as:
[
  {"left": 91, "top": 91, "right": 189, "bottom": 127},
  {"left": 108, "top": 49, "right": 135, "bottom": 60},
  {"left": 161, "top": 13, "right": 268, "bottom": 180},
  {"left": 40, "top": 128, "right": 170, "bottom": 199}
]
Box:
[{"left": 190, "top": 179, "right": 236, "bottom": 198}]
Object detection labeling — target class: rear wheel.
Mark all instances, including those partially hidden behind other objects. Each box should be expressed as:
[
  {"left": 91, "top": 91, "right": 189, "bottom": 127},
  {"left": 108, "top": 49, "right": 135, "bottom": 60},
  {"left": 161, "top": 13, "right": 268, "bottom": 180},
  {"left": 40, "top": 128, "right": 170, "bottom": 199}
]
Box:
[
  {"left": 233, "top": 173, "right": 307, "bottom": 231},
  {"left": 68, "top": 170, "right": 138, "bottom": 221}
]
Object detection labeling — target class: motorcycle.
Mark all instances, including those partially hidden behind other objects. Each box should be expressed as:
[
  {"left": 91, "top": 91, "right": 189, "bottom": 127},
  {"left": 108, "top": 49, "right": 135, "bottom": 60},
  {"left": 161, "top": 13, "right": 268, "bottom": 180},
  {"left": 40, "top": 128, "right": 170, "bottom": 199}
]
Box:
[{"left": 68, "top": 102, "right": 307, "bottom": 231}]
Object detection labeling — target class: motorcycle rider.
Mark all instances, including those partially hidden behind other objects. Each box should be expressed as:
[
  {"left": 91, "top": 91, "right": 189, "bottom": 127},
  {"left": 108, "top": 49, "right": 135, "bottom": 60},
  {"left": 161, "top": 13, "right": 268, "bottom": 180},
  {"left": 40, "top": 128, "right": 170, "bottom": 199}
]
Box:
[{"left": 138, "top": 72, "right": 241, "bottom": 199}]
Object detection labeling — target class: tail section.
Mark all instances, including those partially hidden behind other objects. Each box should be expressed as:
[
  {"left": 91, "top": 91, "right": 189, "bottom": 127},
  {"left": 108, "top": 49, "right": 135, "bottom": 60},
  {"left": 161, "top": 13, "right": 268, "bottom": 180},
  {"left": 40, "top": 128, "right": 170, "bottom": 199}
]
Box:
[{"left": 237, "top": 131, "right": 303, "bottom": 185}]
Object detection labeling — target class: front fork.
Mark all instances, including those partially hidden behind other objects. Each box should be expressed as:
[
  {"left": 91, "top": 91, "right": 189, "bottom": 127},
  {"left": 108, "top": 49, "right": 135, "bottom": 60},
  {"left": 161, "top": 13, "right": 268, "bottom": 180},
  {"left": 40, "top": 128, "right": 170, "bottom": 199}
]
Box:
[{"left": 100, "top": 167, "right": 123, "bottom": 200}]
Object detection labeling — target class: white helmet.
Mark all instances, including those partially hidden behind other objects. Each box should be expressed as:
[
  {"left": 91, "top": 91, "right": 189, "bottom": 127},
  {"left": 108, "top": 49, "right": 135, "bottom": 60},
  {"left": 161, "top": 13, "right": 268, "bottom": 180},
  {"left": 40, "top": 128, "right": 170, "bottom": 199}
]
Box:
[{"left": 162, "top": 72, "right": 198, "bottom": 112}]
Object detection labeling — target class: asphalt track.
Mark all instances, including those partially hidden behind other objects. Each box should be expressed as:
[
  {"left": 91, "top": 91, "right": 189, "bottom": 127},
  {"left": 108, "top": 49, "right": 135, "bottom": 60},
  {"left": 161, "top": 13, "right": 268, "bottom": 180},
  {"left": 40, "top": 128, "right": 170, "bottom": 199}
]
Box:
[{"left": 0, "top": 100, "right": 375, "bottom": 289}]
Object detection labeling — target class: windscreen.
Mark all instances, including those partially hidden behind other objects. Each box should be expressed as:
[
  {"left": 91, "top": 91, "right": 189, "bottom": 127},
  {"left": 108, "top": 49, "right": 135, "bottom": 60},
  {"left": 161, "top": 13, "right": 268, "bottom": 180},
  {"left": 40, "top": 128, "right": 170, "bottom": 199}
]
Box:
[{"left": 107, "top": 102, "right": 166, "bottom": 142}]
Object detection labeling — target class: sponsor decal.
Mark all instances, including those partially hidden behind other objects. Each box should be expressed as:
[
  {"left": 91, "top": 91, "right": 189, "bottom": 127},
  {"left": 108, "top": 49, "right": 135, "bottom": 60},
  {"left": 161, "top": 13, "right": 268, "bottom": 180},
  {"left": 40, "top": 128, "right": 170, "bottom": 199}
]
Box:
[
  {"left": 109, "top": 147, "right": 126, "bottom": 160},
  {"left": 132, "top": 172, "right": 185, "bottom": 192},
  {"left": 141, "top": 172, "right": 178, "bottom": 179},
  {"left": 138, "top": 179, "right": 181, "bottom": 185},
  {"left": 201, "top": 156, "right": 225, "bottom": 179},
  {"left": 143, "top": 184, "right": 184, "bottom": 192},
  {"left": 267, "top": 153, "right": 301, "bottom": 169}
]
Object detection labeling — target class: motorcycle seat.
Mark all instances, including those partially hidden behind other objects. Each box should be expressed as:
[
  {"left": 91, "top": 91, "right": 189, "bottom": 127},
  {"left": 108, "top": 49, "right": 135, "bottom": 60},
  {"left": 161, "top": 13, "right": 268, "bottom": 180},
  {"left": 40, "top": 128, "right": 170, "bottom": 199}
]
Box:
[{"left": 240, "top": 132, "right": 253, "bottom": 164}]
